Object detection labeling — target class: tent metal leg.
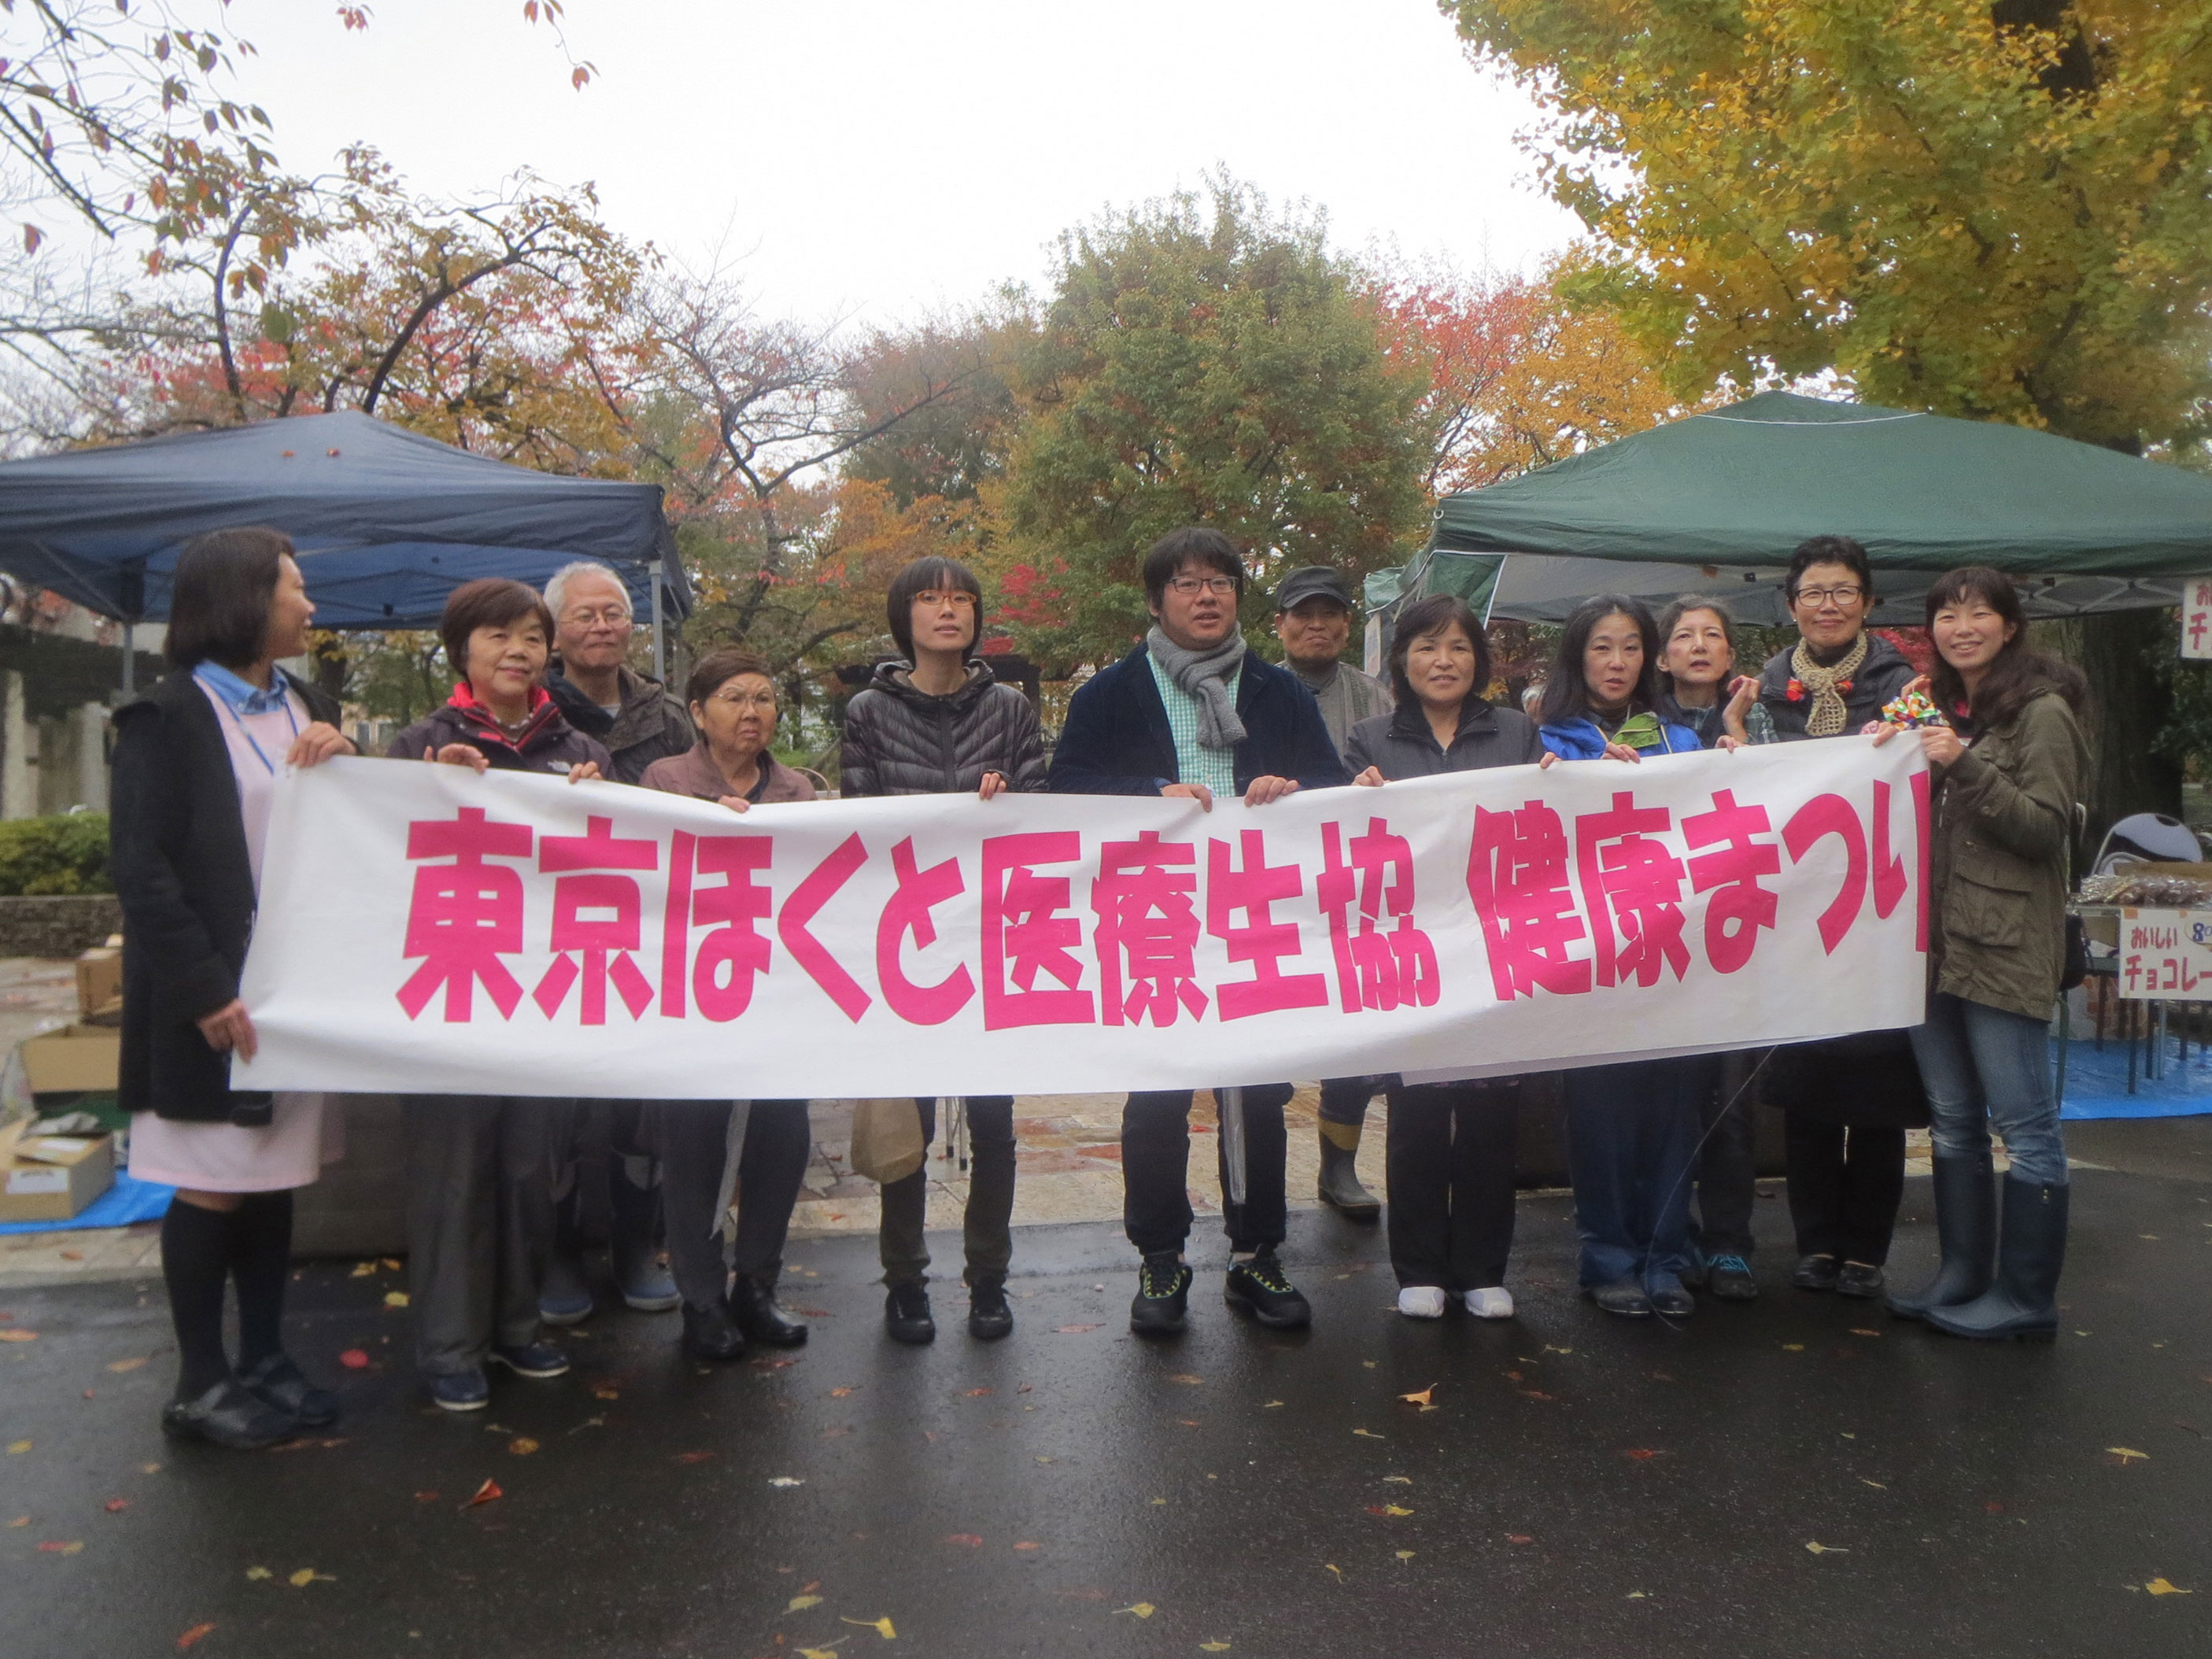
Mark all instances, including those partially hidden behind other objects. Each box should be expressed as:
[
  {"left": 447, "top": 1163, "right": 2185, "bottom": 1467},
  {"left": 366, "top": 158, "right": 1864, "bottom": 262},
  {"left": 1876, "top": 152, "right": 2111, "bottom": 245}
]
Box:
[
  {"left": 120, "top": 620, "right": 134, "bottom": 696},
  {"left": 648, "top": 560, "right": 666, "bottom": 683}
]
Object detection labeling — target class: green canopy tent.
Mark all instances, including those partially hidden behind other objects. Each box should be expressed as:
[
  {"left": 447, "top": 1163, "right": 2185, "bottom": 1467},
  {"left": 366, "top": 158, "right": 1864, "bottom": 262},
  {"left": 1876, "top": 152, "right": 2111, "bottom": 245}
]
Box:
[{"left": 1395, "top": 390, "right": 2212, "bottom": 626}]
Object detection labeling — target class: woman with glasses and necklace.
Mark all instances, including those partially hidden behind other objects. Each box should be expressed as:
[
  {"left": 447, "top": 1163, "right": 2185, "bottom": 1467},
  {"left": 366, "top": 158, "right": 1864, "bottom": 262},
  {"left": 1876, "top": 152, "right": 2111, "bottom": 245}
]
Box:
[
  {"left": 839, "top": 557, "right": 1047, "bottom": 1344},
  {"left": 637, "top": 649, "right": 818, "bottom": 1362},
  {"left": 1754, "top": 536, "right": 1928, "bottom": 1302}
]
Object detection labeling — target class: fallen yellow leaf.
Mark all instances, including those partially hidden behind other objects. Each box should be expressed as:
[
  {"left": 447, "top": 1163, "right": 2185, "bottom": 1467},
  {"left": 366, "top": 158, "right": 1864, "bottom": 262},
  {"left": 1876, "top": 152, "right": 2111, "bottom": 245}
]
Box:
[
  {"left": 1782, "top": 1343, "right": 1805, "bottom": 1353},
  {"left": 2108, "top": 1447, "right": 2150, "bottom": 1461},
  {"left": 1200, "top": 1643, "right": 1232, "bottom": 1652},
  {"left": 1150, "top": 1497, "right": 1167, "bottom": 1506},
  {"left": 1262, "top": 1400, "right": 1284, "bottom": 1409},
  {"left": 1398, "top": 1386, "right": 1435, "bottom": 1408},
  {"left": 2146, "top": 1579, "right": 2192, "bottom": 1596},
  {"left": 139, "top": 1463, "right": 160, "bottom": 1475},
  {"left": 1324, "top": 1564, "right": 1346, "bottom": 1582},
  {"left": 1168, "top": 1373, "right": 1203, "bottom": 1385},
  {"left": 1861, "top": 1480, "right": 1887, "bottom": 1490},
  {"left": 246, "top": 1567, "right": 273, "bottom": 1580},
  {"left": 6, "top": 1440, "right": 28, "bottom": 1454},
  {"left": 105, "top": 1358, "right": 147, "bottom": 1373},
  {"left": 1383, "top": 1476, "right": 1413, "bottom": 1485},
  {"left": 287, "top": 1568, "right": 316, "bottom": 1587},
  {"left": 382, "top": 1258, "right": 402, "bottom": 1271},
  {"left": 840, "top": 1614, "right": 897, "bottom": 1638},
  {"left": 1352, "top": 1429, "right": 1383, "bottom": 1439},
  {"left": 1395, "top": 1550, "right": 1415, "bottom": 1561},
  {"left": 508, "top": 1437, "right": 540, "bottom": 1456},
  {"left": 799, "top": 1650, "right": 839, "bottom": 1659},
  {"left": 349, "top": 1262, "right": 376, "bottom": 1277},
  {"left": 1380, "top": 1504, "right": 1413, "bottom": 1517},
  {"left": 383, "top": 1291, "right": 409, "bottom": 1309},
  {"left": 1113, "top": 1603, "right": 1156, "bottom": 1619},
  {"left": 785, "top": 1594, "right": 823, "bottom": 1613},
  {"left": 1804, "top": 1542, "right": 1850, "bottom": 1555}
]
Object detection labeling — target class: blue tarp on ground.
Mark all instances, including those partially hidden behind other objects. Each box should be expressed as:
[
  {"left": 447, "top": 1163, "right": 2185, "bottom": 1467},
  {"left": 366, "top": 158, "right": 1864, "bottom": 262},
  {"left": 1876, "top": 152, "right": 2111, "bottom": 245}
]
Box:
[
  {"left": 0, "top": 1169, "right": 173, "bottom": 1235},
  {"left": 0, "top": 411, "right": 689, "bottom": 628},
  {"left": 2056, "top": 1037, "right": 2212, "bottom": 1121}
]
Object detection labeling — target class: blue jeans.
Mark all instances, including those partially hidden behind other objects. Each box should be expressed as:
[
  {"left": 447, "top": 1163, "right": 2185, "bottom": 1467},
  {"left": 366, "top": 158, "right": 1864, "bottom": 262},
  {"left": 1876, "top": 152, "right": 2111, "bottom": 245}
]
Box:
[
  {"left": 1907, "top": 992, "right": 2067, "bottom": 1187},
  {"left": 1564, "top": 1059, "right": 1700, "bottom": 1286}
]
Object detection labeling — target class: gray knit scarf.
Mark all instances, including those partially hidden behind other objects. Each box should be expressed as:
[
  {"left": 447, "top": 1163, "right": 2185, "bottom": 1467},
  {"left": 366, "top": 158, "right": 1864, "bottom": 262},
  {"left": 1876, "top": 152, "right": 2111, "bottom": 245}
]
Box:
[{"left": 1147, "top": 624, "right": 1248, "bottom": 750}]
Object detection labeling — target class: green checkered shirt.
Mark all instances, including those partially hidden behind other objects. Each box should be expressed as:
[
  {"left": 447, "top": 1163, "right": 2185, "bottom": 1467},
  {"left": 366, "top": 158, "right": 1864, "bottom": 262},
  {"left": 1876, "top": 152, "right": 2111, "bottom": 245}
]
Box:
[{"left": 1147, "top": 651, "right": 1239, "bottom": 797}]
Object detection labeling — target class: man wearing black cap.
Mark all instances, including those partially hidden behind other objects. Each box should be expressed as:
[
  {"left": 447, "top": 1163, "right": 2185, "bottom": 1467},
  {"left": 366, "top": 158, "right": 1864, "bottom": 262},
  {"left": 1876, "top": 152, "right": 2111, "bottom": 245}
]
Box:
[{"left": 1272, "top": 567, "right": 1395, "bottom": 1221}]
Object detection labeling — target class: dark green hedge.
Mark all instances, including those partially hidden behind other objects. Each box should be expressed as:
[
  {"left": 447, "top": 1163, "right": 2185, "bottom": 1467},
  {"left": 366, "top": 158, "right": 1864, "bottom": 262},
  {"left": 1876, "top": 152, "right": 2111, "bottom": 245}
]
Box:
[{"left": 0, "top": 813, "right": 112, "bottom": 896}]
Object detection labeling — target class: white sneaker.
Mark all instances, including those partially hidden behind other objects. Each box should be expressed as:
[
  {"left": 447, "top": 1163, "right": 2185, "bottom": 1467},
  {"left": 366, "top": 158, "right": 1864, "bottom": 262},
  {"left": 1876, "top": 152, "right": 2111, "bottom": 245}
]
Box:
[
  {"left": 1463, "top": 1287, "right": 1515, "bottom": 1320},
  {"left": 1396, "top": 1286, "right": 1447, "bottom": 1319}
]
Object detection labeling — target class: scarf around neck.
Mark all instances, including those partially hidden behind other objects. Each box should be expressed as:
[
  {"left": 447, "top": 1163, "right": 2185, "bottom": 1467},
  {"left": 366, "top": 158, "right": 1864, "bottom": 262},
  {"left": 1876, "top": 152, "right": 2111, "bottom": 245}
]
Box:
[
  {"left": 1790, "top": 634, "right": 1869, "bottom": 737},
  {"left": 1147, "top": 624, "right": 1247, "bottom": 751}
]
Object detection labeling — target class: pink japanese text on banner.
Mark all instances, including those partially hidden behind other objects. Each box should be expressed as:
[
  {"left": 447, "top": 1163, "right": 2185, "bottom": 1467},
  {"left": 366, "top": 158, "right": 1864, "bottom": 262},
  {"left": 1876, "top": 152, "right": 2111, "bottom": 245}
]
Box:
[{"left": 234, "top": 740, "right": 1931, "bottom": 1101}]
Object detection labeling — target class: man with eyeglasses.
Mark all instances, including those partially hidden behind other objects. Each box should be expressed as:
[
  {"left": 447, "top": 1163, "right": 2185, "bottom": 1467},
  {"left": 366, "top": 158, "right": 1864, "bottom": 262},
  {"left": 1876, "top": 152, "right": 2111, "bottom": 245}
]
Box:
[
  {"left": 537, "top": 561, "right": 698, "bottom": 1325},
  {"left": 1049, "top": 527, "right": 1349, "bottom": 1337},
  {"left": 543, "top": 561, "right": 695, "bottom": 786},
  {"left": 1751, "top": 534, "right": 1926, "bottom": 1309}
]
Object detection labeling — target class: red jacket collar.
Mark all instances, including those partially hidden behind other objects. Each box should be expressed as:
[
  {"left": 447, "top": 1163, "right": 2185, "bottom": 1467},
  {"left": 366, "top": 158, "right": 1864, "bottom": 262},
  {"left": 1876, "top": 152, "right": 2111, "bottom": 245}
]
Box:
[{"left": 445, "top": 682, "right": 559, "bottom": 753}]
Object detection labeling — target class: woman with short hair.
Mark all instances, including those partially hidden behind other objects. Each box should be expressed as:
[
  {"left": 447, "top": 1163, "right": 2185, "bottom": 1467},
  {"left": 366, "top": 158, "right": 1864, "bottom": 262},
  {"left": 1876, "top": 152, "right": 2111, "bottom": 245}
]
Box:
[
  {"left": 113, "top": 527, "right": 355, "bottom": 1447},
  {"left": 1755, "top": 538, "right": 1928, "bottom": 1302},
  {"left": 388, "top": 578, "right": 607, "bottom": 1411},
  {"left": 1537, "top": 595, "right": 1704, "bottom": 1317},
  {"left": 1348, "top": 594, "right": 1551, "bottom": 1321},
  {"left": 638, "top": 648, "right": 817, "bottom": 1362},
  {"left": 840, "top": 556, "right": 1047, "bottom": 1344},
  {"left": 1880, "top": 569, "right": 2087, "bottom": 1339}
]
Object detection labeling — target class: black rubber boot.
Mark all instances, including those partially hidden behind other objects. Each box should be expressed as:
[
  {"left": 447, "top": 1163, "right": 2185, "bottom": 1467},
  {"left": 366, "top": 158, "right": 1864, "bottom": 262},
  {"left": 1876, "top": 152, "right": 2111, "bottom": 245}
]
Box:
[
  {"left": 1316, "top": 1135, "right": 1381, "bottom": 1220},
  {"left": 1888, "top": 1154, "right": 1996, "bottom": 1321},
  {"left": 1926, "top": 1177, "right": 2067, "bottom": 1343},
  {"left": 610, "top": 1156, "right": 680, "bottom": 1314},
  {"left": 681, "top": 1301, "right": 746, "bottom": 1362}
]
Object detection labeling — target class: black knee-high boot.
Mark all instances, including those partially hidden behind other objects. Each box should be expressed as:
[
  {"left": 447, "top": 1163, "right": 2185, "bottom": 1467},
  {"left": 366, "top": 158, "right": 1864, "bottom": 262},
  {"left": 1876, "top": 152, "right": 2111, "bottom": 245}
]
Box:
[{"left": 230, "top": 1190, "right": 340, "bottom": 1428}]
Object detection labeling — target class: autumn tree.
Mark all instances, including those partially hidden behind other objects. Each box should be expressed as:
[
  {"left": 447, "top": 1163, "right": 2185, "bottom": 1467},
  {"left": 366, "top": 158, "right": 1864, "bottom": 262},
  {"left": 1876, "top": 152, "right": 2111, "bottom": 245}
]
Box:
[
  {"left": 1366, "top": 252, "right": 1683, "bottom": 495},
  {"left": 1001, "top": 179, "right": 1432, "bottom": 668},
  {"left": 1441, "top": 0, "right": 2212, "bottom": 829}
]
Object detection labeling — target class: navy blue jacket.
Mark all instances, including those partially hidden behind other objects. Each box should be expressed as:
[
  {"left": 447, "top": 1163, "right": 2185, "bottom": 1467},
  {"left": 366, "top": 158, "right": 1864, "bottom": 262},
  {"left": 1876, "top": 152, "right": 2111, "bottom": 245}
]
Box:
[{"left": 1047, "top": 644, "right": 1350, "bottom": 796}]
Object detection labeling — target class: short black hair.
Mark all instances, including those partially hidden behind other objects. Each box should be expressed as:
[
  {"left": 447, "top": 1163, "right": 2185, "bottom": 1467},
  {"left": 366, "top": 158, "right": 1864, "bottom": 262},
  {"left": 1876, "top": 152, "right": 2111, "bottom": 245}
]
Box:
[
  {"left": 1535, "top": 593, "right": 1664, "bottom": 728},
  {"left": 1387, "top": 593, "right": 1492, "bottom": 710},
  {"left": 1785, "top": 534, "right": 1875, "bottom": 603},
  {"left": 685, "top": 646, "right": 775, "bottom": 708},
  {"left": 885, "top": 556, "right": 984, "bottom": 660},
  {"left": 1141, "top": 527, "right": 1246, "bottom": 609},
  {"left": 439, "top": 578, "right": 555, "bottom": 685},
  {"left": 165, "top": 526, "right": 294, "bottom": 671}
]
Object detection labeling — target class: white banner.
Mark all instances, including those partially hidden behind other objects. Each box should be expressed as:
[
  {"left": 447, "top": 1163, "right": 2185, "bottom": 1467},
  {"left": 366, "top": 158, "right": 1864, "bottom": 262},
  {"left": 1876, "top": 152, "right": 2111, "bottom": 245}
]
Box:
[{"left": 236, "top": 739, "right": 1930, "bottom": 1099}]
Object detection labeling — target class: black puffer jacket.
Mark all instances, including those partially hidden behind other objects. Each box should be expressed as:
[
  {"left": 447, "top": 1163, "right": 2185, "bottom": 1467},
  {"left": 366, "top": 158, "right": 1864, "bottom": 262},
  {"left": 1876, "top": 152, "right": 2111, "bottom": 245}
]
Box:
[
  {"left": 1345, "top": 696, "right": 1546, "bottom": 780},
  {"left": 840, "top": 660, "right": 1047, "bottom": 798}
]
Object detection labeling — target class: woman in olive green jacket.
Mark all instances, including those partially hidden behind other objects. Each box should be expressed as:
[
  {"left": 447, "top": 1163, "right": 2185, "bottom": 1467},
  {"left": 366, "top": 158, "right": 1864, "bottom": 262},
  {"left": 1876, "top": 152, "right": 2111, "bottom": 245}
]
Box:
[{"left": 1878, "top": 567, "right": 2087, "bottom": 1341}]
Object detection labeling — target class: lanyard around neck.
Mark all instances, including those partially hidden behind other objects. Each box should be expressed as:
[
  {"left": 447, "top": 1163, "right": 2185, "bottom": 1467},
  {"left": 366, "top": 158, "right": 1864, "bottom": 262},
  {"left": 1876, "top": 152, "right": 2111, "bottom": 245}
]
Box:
[{"left": 216, "top": 687, "right": 301, "bottom": 774}]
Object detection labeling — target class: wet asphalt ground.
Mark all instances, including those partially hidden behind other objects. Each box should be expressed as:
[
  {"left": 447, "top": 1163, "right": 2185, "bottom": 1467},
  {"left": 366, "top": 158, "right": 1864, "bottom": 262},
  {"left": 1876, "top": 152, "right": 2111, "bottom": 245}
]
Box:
[{"left": 3, "top": 1129, "right": 2210, "bottom": 1659}]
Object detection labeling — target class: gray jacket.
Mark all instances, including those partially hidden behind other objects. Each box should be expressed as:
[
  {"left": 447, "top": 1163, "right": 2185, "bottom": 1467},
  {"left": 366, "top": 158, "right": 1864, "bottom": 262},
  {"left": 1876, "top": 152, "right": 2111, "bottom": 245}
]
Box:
[
  {"left": 547, "top": 663, "right": 696, "bottom": 785},
  {"left": 1345, "top": 696, "right": 1547, "bottom": 780},
  {"left": 1291, "top": 660, "right": 1394, "bottom": 759},
  {"left": 840, "top": 660, "right": 1047, "bottom": 799}
]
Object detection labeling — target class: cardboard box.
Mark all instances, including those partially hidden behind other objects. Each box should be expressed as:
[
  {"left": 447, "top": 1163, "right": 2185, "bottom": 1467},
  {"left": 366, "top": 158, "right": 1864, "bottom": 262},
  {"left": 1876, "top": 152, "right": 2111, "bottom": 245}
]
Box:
[
  {"left": 0, "top": 1119, "right": 115, "bottom": 1221},
  {"left": 75, "top": 946, "right": 121, "bottom": 1022},
  {"left": 18, "top": 1022, "right": 121, "bottom": 1095}
]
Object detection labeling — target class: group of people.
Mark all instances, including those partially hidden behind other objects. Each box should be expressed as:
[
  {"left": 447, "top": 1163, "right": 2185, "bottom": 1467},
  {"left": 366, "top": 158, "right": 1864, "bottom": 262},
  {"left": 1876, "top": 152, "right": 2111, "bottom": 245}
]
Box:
[{"left": 113, "top": 519, "right": 2085, "bottom": 1451}]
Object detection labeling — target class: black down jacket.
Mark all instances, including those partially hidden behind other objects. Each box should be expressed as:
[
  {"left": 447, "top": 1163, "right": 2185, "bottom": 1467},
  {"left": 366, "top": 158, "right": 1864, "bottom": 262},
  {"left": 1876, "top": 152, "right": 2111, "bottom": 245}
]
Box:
[{"left": 839, "top": 660, "right": 1047, "bottom": 798}]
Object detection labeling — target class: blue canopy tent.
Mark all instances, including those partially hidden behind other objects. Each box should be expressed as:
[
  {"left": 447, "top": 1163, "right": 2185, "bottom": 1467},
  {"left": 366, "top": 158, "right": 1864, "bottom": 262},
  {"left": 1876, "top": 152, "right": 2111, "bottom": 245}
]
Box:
[{"left": 0, "top": 412, "right": 690, "bottom": 688}]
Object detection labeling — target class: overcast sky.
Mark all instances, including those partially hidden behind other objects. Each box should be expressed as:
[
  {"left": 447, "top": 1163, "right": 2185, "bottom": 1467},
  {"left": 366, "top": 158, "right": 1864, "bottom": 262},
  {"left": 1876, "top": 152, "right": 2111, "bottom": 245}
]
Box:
[{"left": 229, "top": 0, "right": 1582, "bottom": 325}]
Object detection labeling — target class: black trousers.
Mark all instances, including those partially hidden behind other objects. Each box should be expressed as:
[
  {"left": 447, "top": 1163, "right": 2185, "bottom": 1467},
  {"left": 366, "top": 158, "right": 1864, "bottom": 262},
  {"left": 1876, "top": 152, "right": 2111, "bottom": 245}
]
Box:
[
  {"left": 1318, "top": 1076, "right": 1379, "bottom": 1129},
  {"left": 880, "top": 1097, "right": 1017, "bottom": 1287},
  {"left": 1123, "top": 1084, "right": 1294, "bottom": 1256},
  {"left": 657, "top": 1099, "right": 812, "bottom": 1312},
  {"left": 1692, "top": 1051, "right": 1760, "bottom": 1258},
  {"left": 1384, "top": 1078, "right": 1519, "bottom": 1291},
  {"left": 1784, "top": 1114, "right": 1906, "bottom": 1265}
]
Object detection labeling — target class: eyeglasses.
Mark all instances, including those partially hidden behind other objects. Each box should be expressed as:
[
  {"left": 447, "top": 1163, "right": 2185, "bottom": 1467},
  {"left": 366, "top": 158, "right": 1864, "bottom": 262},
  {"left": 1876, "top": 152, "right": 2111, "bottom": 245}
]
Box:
[
  {"left": 1793, "top": 585, "right": 1865, "bottom": 608},
  {"left": 914, "top": 590, "right": 977, "bottom": 610},
  {"left": 562, "top": 606, "right": 633, "bottom": 627},
  {"left": 1167, "top": 575, "right": 1239, "bottom": 597},
  {"left": 706, "top": 688, "right": 777, "bottom": 711}
]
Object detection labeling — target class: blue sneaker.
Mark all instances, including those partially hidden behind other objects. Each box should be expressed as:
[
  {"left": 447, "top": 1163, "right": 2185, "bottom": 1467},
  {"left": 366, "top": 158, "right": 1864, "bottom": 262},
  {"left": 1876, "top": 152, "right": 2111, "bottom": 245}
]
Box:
[
  {"left": 487, "top": 1340, "right": 571, "bottom": 1380},
  {"left": 429, "top": 1368, "right": 490, "bottom": 1413},
  {"left": 538, "top": 1251, "right": 595, "bottom": 1326},
  {"left": 1705, "top": 1253, "right": 1759, "bottom": 1302}
]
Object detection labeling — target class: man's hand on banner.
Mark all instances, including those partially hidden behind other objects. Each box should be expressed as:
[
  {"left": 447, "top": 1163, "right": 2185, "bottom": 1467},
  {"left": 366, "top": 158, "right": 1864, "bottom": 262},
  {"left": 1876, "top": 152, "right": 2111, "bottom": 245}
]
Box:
[
  {"left": 426, "top": 744, "right": 490, "bottom": 774},
  {"left": 978, "top": 771, "right": 1008, "bottom": 800},
  {"left": 287, "top": 722, "right": 355, "bottom": 769},
  {"left": 196, "top": 998, "right": 259, "bottom": 1061},
  {"left": 1243, "top": 775, "right": 1299, "bottom": 807},
  {"left": 1352, "top": 766, "right": 1384, "bottom": 787},
  {"left": 716, "top": 796, "right": 751, "bottom": 814},
  {"left": 565, "top": 762, "right": 602, "bottom": 784},
  {"left": 1161, "top": 782, "right": 1213, "bottom": 811},
  {"left": 1601, "top": 743, "right": 1642, "bottom": 763}
]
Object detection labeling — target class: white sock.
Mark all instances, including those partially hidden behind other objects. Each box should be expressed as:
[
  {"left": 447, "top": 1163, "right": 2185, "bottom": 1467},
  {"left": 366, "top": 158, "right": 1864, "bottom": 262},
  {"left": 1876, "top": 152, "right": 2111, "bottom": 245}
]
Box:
[
  {"left": 1464, "top": 1286, "right": 1515, "bottom": 1320},
  {"left": 1397, "top": 1286, "right": 1447, "bottom": 1319}
]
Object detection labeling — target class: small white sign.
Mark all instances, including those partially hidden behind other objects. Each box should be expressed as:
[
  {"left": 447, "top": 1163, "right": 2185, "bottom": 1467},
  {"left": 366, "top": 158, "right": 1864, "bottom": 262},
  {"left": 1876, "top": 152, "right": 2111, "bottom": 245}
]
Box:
[
  {"left": 2119, "top": 907, "right": 2212, "bottom": 999},
  {"left": 2183, "top": 578, "right": 2212, "bottom": 660}
]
